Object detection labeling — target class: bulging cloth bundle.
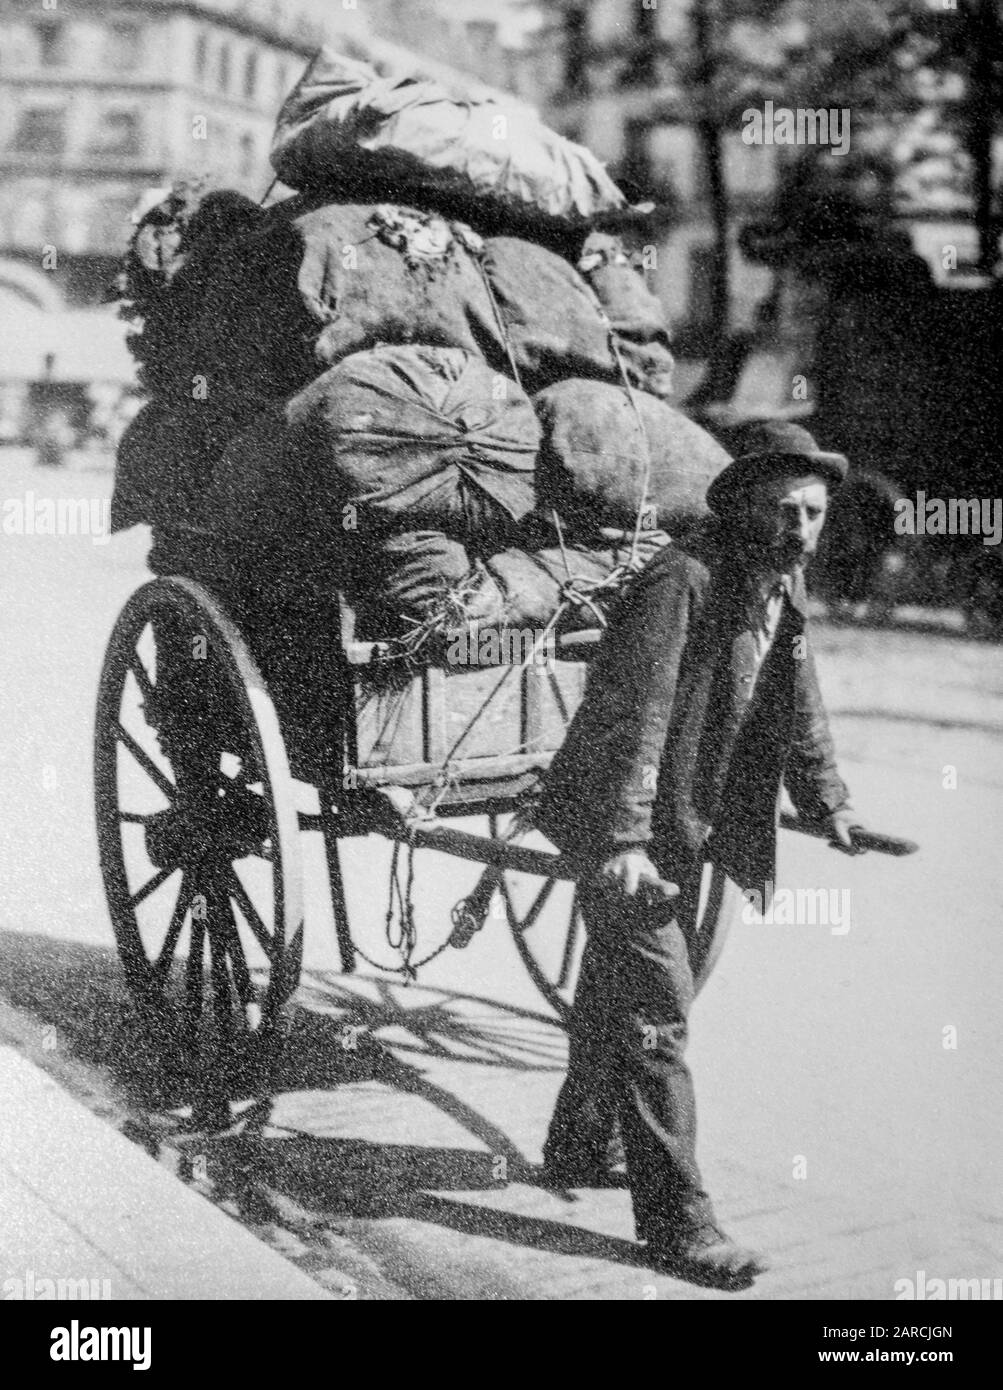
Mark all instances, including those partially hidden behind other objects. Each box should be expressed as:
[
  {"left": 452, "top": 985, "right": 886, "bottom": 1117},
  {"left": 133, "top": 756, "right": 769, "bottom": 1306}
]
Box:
[{"left": 113, "top": 48, "right": 731, "bottom": 663}]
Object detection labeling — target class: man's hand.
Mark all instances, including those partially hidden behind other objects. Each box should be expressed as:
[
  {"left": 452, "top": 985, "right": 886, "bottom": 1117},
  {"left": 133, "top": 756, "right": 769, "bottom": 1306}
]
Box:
[
  {"left": 824, "top": 807, "right": 864, "bottom": 855},
  {"left": 599, "top": 850, "right": 679, "bottom": 901}
]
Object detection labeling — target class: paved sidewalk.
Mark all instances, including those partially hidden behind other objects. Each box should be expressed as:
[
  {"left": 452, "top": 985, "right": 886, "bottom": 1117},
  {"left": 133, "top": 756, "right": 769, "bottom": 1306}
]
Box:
[
  {"left": 224, "top": 971, "right": 1000, "bottom": 1302},
  {"left": 0, "top": 1047, "right": 331, "bottom": 1300}
]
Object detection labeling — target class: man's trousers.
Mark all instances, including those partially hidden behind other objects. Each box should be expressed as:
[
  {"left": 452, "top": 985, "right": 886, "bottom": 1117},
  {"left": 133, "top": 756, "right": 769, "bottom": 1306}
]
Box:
[{"left": 544, "top": 860, "right": 746, "bottom": 1242}]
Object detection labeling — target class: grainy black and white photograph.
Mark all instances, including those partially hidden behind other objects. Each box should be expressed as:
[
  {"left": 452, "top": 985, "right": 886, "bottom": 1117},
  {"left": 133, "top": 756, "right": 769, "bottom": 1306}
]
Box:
[{"left": 0, "top": 0, "right": 1000, "bottom": 1340}]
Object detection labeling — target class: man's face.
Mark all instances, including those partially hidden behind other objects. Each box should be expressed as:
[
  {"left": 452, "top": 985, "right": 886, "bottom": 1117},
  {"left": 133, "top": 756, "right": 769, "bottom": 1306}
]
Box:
[{"left": 733, "top": 472, "right": 830, "bottom": 569}]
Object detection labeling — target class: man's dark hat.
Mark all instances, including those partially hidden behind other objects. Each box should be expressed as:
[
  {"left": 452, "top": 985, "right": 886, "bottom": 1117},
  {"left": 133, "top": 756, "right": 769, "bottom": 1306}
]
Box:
[{"left": 706, "top": 419, "right": 848, "bottom": 514}]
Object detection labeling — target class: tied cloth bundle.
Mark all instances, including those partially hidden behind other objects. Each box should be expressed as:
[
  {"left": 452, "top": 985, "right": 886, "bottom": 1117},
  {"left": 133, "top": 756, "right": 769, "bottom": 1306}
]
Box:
[{"left": 367, "top": 204, "right": 484, "bottom": 279}]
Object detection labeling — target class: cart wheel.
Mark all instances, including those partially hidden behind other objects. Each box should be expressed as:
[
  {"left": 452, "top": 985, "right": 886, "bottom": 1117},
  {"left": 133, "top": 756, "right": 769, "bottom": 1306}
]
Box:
[
  {"left": 504, "top": 857, "right": 741, "bottom": 1023},
  {"left": 94, "top": 577, "right": 304, "bottom": 1108},
  {"left": 498, "top": 863, "right": 584, "bottom": 1024}
]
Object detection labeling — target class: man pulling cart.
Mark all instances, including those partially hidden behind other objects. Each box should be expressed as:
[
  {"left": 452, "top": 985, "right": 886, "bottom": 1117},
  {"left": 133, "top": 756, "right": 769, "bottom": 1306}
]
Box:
[{"left": 537, "top": 420, "right": 866, "bottom": 1287}]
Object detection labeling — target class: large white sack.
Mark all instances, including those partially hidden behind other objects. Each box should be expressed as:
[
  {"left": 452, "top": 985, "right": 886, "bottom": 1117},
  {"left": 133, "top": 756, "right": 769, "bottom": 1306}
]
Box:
[{"left": 270, "top": 47, "right": 628, "bottom": 228}]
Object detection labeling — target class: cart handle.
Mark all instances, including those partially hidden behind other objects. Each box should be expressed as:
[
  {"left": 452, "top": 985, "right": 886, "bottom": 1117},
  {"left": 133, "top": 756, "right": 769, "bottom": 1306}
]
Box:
[{"left": 780, "top": 812, "right": 918, "bottom": 856}]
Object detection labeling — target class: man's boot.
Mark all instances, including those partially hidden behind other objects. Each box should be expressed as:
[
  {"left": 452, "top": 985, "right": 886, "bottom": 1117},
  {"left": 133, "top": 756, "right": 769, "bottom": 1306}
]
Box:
[{"left": 640, "top": 1196, "right": 768, "bottom": 1290}]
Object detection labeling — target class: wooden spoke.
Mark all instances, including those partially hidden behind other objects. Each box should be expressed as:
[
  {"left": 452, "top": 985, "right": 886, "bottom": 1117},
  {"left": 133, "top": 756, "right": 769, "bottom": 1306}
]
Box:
[
  {"left": 183, "top": 915, "right": 206, "bottom": 1036},
  {"left": 208, "top": 908, "right": 235, "bottom": 1031},
  {"left": 117, "top": 722, "right": 175, "bottom": 801},
  {"left": 217, "top": 906, "right": 255, "bottom": 1011},
  {"left": 556, "top": 889, "right": 582, "bottom": 991},
  {"left": 224, "top": 932, "right": 255, "bottom": 1011},
  {"left": 500, "top": 860, "right": 577, "bottom": 1023},
  {"left": 503, "top": 874, "right": 555, "bottom": 937},
  {"left": 128, "top": 865, "right": 173, "bottom": 909},
  {"left": 129, "top": 652, "right": 155, "bottom": 705},
  {"left": 151, "top": 881, "right": 190, "bottom": 988},
  {"left": 225, "top": 868, "right": 275, "bottom": 959}
]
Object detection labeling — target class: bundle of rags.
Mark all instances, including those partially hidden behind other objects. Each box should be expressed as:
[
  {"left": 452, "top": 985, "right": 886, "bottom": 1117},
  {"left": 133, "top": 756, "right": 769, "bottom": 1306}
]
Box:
[
  {"left": 113, "top": 191, "right": 674, "bottom": 538},
  {"left": 114, "top": 48, "right": 729, "bottom": 665}
]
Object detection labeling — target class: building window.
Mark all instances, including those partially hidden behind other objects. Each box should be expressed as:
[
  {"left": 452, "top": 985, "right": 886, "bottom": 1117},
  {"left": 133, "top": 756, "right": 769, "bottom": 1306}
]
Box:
[
  {"left": 624, "top": 4, "right": 657, "bottom": 87},
  {"left": 636, "top": 3, "right": 659, "bottom": 41},
  {"left": 621, "top": 117, "right": 653, "bottom": 197},
  {"left": 89, "top": 108, "right": 142, "bottom": 158},
  {"left": 35, "top": 20, "right": 67, "bottom": 67},
  {"left": 195, "top": 33, "right": 208, "bottom": 82},
  {"left": 11, "top": 106, "right": 66, "bottom": 155},
  {"left": 563, "top": 8, "right": 589, "bottom": 97},
  {"left": 243, "top": 52, "right": 258, "bottom": 101},
  {"left": 218, "top": 43, "right": 231, "bottom": 93},
  {"left": 239, "top": 132, "right": 256, "bottom": 178},
  {"left": 106, "top": 19, "right": 142, "bottom": 70}
]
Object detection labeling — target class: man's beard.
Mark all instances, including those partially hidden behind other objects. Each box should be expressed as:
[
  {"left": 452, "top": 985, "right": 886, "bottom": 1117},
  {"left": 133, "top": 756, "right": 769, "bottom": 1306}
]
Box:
[
  {"left": 735, "top": 532, "right": 808, "bottom": 572},
  {"left": 773, "top": 538, "right": 810, "bottom": 569}
]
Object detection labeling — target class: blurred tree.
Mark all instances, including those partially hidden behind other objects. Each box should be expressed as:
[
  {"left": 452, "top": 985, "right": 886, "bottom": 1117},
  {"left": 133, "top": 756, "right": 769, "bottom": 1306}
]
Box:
[
  {"left": 539, "top": 0, "right": 803, "bottom": 335},
  {"left": 743, "top": 0, "right": 1003, "bottom": 277},
  {"left": 541, "top": 0, "right": 1000, "bottom": 329},
  {"left": 677, "top": 0, "right": 801, "bottom": 340},
  {"left": 906, "top": 0, "right": 1002, "bottom": 275}
]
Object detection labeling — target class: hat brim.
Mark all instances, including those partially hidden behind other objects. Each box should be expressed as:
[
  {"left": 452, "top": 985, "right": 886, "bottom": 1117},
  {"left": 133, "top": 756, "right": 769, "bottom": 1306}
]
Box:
[{"left": 706, "top": 451, "right": 848, "bottom": 513}]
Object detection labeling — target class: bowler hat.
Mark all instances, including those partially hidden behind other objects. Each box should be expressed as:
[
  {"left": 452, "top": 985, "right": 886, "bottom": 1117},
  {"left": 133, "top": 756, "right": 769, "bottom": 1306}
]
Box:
[{"left": 706, "top": 419, "right": 848, "bottom": 514}]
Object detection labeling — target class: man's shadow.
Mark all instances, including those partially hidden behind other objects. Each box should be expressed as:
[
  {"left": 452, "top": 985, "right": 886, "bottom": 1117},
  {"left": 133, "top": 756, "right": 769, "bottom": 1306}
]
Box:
[{"left": 0, "top": 929, "right": 651, "bottom": 1272}]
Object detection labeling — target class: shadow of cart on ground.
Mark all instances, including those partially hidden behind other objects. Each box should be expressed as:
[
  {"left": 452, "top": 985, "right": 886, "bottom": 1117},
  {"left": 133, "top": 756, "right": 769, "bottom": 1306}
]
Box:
[{"left": 0, "top": 931, "right": 652, "bottom": 1277}]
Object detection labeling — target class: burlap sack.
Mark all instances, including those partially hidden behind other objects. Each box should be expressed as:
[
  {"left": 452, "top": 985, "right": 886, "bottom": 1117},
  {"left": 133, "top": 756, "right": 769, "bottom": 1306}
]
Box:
[
  {"left": 533, "top": 381, "right": 731, "bottom": 536},
  {"left": 271, "top": 47, "right": 628, "bottom": 232},
  {"left": 205, "top": 345, "right": 540, "bottom": 560}
]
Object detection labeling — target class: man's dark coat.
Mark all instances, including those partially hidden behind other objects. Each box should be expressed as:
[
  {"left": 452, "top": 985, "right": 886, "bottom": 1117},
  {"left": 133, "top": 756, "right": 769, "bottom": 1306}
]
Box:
[{"left": 536, "top": 532, "right": 850, "bottom": 898}]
